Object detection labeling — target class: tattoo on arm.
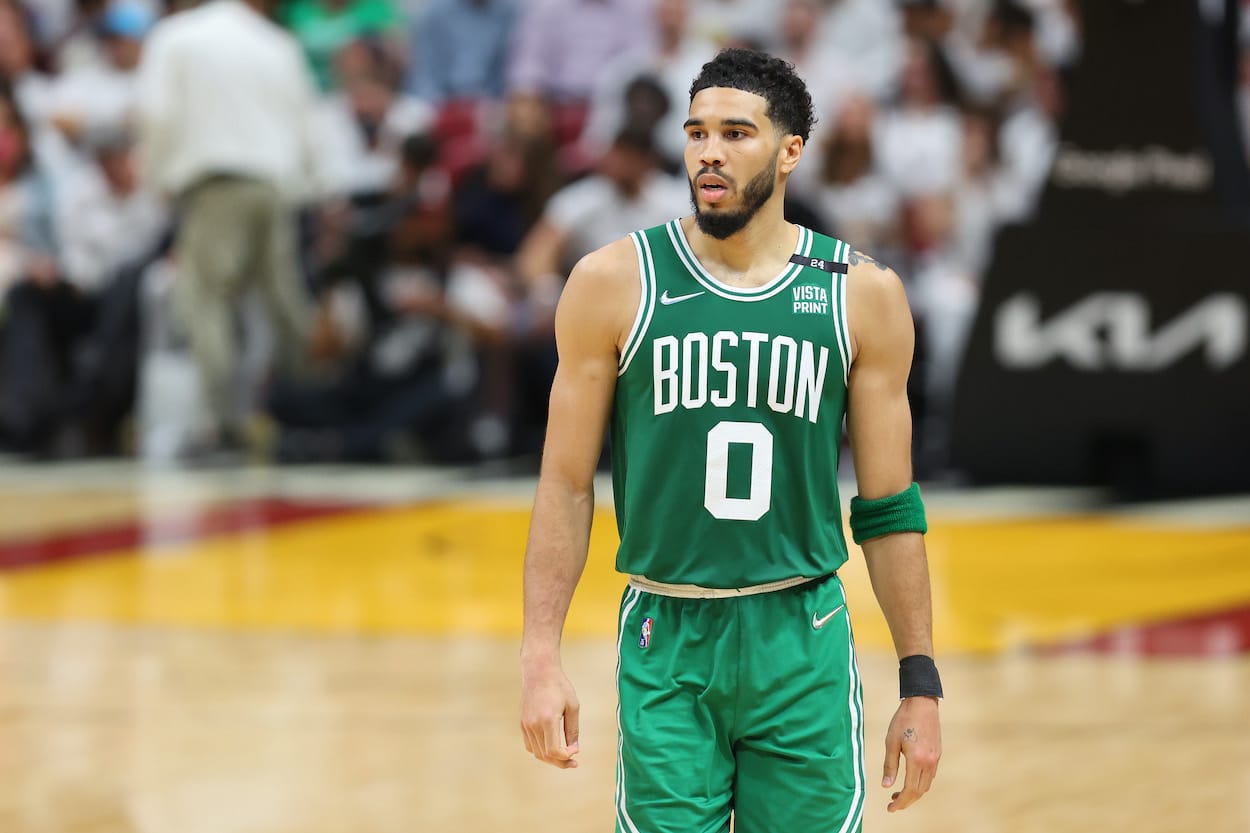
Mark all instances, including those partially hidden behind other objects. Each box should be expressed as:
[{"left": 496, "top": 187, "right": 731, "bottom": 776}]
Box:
[{"left": 848, "top": 250, "right": 890, "bottom": 272}]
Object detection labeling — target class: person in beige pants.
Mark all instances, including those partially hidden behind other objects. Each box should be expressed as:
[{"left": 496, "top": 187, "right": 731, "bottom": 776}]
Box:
[
  {"left": 174, "top": 175, "right": 310, "bottom": 441},
  {"left": 136, "top": 0, "right": 328, "bottom": 448}
]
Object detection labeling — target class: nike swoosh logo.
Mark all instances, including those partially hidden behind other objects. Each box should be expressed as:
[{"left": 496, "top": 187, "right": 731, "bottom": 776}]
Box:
[
  {"left": 812, "top": 604, "right": 847, "bottom": 630},
  {"left": 659, "top": 290, "right": 705, "bottom": 305}
]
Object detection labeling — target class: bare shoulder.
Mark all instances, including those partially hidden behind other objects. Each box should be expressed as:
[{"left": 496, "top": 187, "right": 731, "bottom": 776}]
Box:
[
  {"left": 845, "top": 249, "right": 913, "bottom": 359},
  {"left": 569, "top": 236, "right": 640, "bottom": 287},
  {"left": 556, "top": 236, "right": 643, "bottom": 352},
  {"left": 847, "top": 249, "right": 906, "bottom": 302}
]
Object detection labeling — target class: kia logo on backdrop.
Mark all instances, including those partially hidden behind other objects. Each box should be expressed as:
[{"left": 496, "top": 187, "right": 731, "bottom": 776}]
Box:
[
  {"left": 994, "top": 293, "right": 1249, "bottom": 372},
  {"left": 950, "top": 0, "right": 1250, "bottom": 495}
]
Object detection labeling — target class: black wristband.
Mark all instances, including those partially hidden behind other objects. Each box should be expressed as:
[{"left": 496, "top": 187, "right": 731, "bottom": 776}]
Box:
[{"left": 899, "top": 655, "right": 943, "bottom": 699}]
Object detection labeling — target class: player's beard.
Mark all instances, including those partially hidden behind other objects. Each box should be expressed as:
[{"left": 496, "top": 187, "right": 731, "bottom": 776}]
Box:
[{"left": 689, "top": 157, "right": 777, "bottom": 240}]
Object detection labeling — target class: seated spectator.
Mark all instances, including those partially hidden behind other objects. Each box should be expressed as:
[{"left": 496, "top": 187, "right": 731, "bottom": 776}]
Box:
[
  {"left": 453, "top": 129, "right": 562, "bottom": 261},
  {"left": 940, "top": 0, "right": 1017, "bottom": 106},
  {"left": 941, "top": 1, "right": 1078, "bottom": 107},
  {"left": 443, "top": 128, "right": 563, "bottom": 456},
  {"left": 4, "top": 125, "right": 166, "bottom": 455},
  {"left": 0, "top": 86, "right": 68, "bottom": 452},
  {"left": 51, "top": 128, "right": 168, "bottom": 453},
  {"left": 583, "top": 74, "right": 675, "bottom": 177},
  {"left": 982, "top": 0, "right": 1043, "bottom": 103},
  {"left": 270, "top": 135, "right": 492, "bottom": 463},
  {"left": 404, "top": 0, "right": 516, "bottom": 104},
  {"left": 57, "top": 127, "right": 166, "bottom": 298},
  {"left": 318, "top": 40, "right": 434, "bottom": 197},
  {"left": 813, "top": 95, "right": 898, "bottom": 252},
  {"left": 515, "top": 126, "right": 688, "bottom": 335},
  {"left": 314, "top": 132, "right": 449, "bottom": 335},
  {"left": 876, "top": 36, "right": 964, "bottom": 197},
  {"left": 46, "top": 0, "right": 150, "bottom": 145},
  {"left": 283, "top": 0, "right": 404, "bottom": 91},
  {"left": 491, "top": 127, "right": 685, "bottom": 447}
]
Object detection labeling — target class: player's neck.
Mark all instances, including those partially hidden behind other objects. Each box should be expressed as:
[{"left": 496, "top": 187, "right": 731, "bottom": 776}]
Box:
[{"left": 686, "top": 200, "right": 797, "bottom": 279}]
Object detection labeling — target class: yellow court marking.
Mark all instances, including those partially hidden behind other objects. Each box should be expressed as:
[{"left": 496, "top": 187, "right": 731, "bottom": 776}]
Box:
[
  {"left": 1, "top": 502, "right": 1248, "bottom": 653},
  {"left": 927, "top": 517, "right": 1250, "bottom": 652}
]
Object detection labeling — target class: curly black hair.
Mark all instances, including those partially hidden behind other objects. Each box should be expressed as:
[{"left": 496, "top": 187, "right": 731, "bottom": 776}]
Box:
[{"left": 689, "top": 48, "right": 816, "bottom": 142}]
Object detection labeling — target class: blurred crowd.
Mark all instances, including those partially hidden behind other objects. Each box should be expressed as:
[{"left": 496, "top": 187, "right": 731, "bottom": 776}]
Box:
[{"left": 0, "top": 0, "right": 1231, "bottom": 469}]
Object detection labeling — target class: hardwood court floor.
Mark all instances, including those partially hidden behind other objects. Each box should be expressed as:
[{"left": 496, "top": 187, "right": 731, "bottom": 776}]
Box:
[{"left": 1, "top": 463, "right": 1248, "bottom": 833}]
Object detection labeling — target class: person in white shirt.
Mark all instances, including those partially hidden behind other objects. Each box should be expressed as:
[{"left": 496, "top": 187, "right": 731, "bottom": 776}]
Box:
[
  {"left": 875, "top": 37, "right": 964, "bottom": 197},
  {"left": 812, "top": 94, "right": 899, "bottom": 254},
  {"left": 1, "top": 121, "right": 167, "bottom": 455},
  {"left": 134, "top": 0, "right": 325, "bottom": 449},
  {"left": 58, "top": 128, "right": 167, "bottom": 293},
  {"left": 47, "top": 0, "right": 150, "bottom": 145},
  {"left": 315, "top": 41, "right": 434, "bottom": 198},
  {"left": 57, "top": 129, "right": 169, "bottom": 454}
]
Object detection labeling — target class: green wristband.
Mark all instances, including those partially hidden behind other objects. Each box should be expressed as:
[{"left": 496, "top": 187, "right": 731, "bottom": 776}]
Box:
[{"left": 848, "top": 482, "right": 927, "bottom": 544}]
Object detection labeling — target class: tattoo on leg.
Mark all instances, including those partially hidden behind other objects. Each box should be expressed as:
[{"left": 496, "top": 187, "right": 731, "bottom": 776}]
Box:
[
  {"left": 848, "top": 250, "right": 889, "bottom": 272},
  {"left": 903, "top": 728, "right": 916, "bottom": 743}
]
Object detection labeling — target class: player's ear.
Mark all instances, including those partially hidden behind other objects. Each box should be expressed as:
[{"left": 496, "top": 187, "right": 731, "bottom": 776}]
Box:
[{"left": 778, "top": 133, "right": 803, "bottom": 175}]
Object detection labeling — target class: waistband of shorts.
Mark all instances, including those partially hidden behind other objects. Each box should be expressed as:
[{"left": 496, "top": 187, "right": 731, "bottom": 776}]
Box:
[{"left": 627, "top": 574, "right": 825, "bottom": 599}]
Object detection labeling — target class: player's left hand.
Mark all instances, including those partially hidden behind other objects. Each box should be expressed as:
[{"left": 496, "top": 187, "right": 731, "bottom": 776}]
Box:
[{"left": 882, "top": 695, "right": 941, "bottom": 812}]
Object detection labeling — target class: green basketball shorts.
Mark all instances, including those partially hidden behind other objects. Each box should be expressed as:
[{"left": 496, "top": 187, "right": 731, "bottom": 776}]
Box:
[{"left": 614, "top": 573, "right": 866, "bottom": 833}]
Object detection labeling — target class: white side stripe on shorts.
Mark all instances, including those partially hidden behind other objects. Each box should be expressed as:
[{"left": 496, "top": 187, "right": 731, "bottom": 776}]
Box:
[
  {"left": 615, "top": 587, "right": 643, "bottom": 833},
  {"left": 834, "top": 580, "right": 866, "bottom": 833}
]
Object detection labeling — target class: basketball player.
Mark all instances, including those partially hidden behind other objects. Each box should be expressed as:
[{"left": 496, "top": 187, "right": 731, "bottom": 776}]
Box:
[{"left": 521, "top": 48, "right": 942, "bottom": 832}]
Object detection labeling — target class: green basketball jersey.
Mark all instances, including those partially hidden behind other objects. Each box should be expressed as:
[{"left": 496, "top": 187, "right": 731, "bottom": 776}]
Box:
[{"left": 611, "top": 219, "right": 854, "bottom": 588}]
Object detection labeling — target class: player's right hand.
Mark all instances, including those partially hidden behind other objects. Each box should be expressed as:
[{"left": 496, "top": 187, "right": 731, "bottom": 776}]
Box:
[{"left": 520, "top": 662, "right": 581, "bottom": 769}]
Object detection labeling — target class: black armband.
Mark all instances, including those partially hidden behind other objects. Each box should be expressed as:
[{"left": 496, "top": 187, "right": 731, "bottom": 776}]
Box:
[{"left": 899, "top": 655, "right": 943, "bottom": 699}]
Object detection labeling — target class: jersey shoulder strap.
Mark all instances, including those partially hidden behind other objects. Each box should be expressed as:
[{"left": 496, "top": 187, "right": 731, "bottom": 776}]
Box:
[
  {"left": 619, "top": 226, "right": 665, "bottom": 376},
  {"left": 792, "top": 230, "right": 854, "bottom": 383},
  {"left": 790, "top": 230, "right": 852, "bottom": 273}
]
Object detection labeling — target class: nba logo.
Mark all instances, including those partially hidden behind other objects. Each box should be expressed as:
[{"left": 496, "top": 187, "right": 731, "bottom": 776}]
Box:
[{"left": 639, "top": 617, "right": 653, "bottom": 649}]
